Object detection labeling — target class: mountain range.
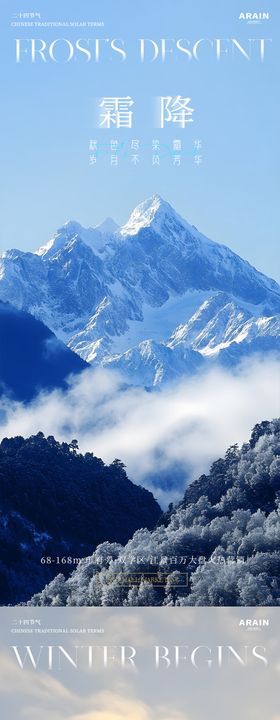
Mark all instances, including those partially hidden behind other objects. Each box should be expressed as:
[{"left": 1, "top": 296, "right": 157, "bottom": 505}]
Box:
[{"left": 1, "top": 195, "right": 279, "bottom": 388}]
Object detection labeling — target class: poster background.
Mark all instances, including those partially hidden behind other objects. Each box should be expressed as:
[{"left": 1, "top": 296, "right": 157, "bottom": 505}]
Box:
[{"left": 0, "top": 1, "right": 279, "bottom": 711}]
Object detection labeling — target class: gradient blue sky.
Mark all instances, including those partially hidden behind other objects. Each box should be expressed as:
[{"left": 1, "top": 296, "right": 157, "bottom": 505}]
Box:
[{"left": 1, "top": 0, "right": 279, "bottom": 280}]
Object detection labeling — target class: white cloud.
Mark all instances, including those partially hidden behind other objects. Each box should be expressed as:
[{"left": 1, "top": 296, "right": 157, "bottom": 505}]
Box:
[
  {"left": 20, "top": 692, "right": 189, "bottom": 720},
  {"left": 0, "top": 357, "right": 279, "bottom": 507},
  {"left": 61, "top": 691, "right": 189, "bottom": 720},
  {"left": 0, "top": 652, "right": 77, "bottom": 706}
]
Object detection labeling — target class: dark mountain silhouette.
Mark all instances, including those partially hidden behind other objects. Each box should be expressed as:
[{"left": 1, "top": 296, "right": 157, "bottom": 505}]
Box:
[
  {"left": 0, "top": 300, "right": 88, "bottom": 401},
  {"left": 0, "top": 432, "right": 161, "bottom": 604}
]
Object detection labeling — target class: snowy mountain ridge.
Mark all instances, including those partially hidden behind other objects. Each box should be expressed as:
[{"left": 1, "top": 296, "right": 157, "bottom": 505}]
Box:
[{"left": 1, "top": 194, "right": 280, "bottom": 386}]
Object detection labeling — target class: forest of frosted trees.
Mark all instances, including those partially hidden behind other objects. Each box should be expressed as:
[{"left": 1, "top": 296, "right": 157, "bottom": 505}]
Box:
[{"left": 28, "top": 419, "right": 280, "bottom": 607}]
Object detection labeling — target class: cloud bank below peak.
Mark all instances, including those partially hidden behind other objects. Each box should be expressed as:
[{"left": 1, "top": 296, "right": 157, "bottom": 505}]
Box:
[{"left": 0, "top": 356, "right": 279, "bottom": 507}]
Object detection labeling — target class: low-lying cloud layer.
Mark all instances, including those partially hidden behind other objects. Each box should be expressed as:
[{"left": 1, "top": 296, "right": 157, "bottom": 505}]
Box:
[{"left": 0, "top": 357, "right": 279, "bottom": 506}]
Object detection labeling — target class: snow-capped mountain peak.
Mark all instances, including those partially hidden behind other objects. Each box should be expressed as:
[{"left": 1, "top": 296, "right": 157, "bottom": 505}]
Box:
[
  {"left": 94, "top": 217, "right": 119, "bottom": 234},
  {"left": 61, "top": 220, "right": 83, "bottom": 234},
  {"left": 35, "top": 217, "right": 119, "bottom": 259},
  {"left": 118, "top": 194, "right": 189, "bottom": 238},
  {"left": 35, "top": 221, "right": 85, "bottom": 258}
]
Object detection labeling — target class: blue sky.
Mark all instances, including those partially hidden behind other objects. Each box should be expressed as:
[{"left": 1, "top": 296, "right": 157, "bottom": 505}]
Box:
[{"left": 1, "top": 0, "right": 279, "bottom": 280}]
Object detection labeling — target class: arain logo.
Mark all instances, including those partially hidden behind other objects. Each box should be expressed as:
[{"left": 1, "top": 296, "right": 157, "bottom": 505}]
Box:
[
  {"left": 239, "top": 12, "right": 270, "bottom": 24},
  {"left": 239, "top": 618, "right": 270, "bottom": 629}
]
